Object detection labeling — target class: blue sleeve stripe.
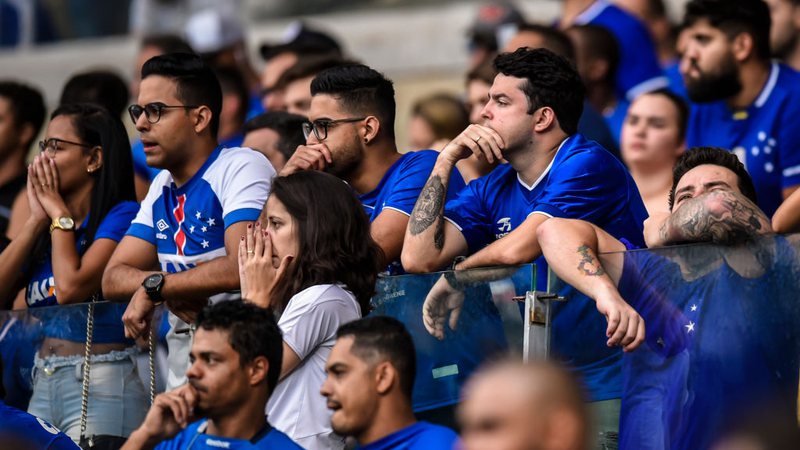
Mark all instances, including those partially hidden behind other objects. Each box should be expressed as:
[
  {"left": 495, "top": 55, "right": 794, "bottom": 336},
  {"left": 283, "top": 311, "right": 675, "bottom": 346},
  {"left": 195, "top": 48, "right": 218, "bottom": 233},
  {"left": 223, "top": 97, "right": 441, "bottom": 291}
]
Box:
[
  {"left": 223, "top": 208, "right": 261, "bottom": 228},
  {"left": 126, "top": 223, "right": 157, "bottom": 244}
]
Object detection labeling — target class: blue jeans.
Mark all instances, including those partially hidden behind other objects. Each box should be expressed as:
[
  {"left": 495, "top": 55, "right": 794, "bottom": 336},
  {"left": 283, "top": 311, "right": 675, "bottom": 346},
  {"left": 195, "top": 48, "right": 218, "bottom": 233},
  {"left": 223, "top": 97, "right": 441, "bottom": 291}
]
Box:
[{"left": 27, "top": 349, "right": 148, "bottom": 443}]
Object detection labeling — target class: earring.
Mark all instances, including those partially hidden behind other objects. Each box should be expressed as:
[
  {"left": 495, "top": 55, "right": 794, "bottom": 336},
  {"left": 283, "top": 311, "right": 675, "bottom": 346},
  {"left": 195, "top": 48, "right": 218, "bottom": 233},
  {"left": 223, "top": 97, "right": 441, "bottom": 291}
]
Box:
[{"left": 87, "top": 167, "right": 96, "bottom": 173}]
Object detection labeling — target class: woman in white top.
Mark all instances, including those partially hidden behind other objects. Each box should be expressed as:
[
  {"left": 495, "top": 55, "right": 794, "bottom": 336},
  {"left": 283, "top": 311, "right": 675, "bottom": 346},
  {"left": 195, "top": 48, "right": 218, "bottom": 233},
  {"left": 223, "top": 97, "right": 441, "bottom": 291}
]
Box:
[
  {"left": 621, "top": 88, "right": 688, "bottom": 217},
  {"left": 239, "top": 170, "right": 382, "bottom": 450}
]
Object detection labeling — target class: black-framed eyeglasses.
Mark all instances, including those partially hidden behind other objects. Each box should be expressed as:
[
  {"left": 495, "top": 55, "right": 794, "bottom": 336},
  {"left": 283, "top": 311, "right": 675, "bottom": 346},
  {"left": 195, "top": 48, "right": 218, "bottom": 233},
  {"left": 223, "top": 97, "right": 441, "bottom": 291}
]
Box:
[
  {"left": 38, "top": 138, "right": 92, "bottom": 157},
  {"left": 128, "top": 103, "right": 200, "bottom": 124},
  {"left": 302, "top": 117, "right": 366, "bottom": 141}
]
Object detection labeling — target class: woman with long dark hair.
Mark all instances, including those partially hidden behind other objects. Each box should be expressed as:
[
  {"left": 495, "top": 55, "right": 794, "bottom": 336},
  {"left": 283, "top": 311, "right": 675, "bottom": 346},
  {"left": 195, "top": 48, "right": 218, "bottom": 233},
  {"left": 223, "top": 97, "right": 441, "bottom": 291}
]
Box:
[
  {"left": 239, "top": 170, "right": 382, "bottom": 450},
  {"left": 0, "top": 103, "right": 147, "bottom": 444}
]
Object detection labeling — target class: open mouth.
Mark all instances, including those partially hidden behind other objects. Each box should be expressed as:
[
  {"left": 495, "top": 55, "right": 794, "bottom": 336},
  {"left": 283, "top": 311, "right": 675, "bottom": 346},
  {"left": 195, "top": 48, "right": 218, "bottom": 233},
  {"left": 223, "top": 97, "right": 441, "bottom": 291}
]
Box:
[{"left": 141, "top": 138, "right": 159, "bottom": 153}]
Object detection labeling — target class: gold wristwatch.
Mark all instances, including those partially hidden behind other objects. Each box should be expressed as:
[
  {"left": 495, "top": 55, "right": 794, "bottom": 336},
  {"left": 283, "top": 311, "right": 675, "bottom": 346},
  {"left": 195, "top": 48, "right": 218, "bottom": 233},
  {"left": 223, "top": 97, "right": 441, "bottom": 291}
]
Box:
[{"left": 50, "top": 216, "right": 75, "bottom": 233}]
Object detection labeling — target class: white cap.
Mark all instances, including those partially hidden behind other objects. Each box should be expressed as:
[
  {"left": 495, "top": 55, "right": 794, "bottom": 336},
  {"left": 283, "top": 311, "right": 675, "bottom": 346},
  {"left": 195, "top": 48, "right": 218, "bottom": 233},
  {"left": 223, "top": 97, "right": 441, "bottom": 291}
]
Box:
[{"left": 185, "top": 8, "right": 244, "bottom": 54}]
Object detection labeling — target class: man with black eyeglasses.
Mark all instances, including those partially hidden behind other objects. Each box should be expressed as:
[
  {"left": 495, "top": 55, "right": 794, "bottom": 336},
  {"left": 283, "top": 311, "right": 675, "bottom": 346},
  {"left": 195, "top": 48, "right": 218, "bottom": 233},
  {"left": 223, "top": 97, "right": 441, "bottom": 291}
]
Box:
[
  {"left": 279, "top": 63, "right": 466, "bottom": 275},
  {"left": 102, "top": 53, "right": 274, "bottom": 390}
]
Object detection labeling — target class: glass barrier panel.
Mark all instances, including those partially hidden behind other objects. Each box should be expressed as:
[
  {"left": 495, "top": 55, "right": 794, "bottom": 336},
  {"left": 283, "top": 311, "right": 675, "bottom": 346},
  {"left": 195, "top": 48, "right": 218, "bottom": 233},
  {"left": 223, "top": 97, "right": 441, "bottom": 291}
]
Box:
[
  {"left": 371, "top": 264, "right": 534, "bottom": 413},
  {"left": 546, "top": 235, "right": 800, "bottom": 450}
]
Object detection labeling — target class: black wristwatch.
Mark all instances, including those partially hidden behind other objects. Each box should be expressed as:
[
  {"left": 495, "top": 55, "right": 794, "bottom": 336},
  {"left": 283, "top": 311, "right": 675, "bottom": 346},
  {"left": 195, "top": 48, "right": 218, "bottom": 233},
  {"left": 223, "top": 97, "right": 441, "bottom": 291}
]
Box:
[{"left": 142, "top": 273, "right": 166, "bottom": 302}]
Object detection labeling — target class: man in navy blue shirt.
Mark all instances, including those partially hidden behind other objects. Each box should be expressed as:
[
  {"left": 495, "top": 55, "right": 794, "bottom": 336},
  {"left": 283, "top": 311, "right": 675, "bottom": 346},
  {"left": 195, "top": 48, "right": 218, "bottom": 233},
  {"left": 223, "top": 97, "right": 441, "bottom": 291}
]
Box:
[
  {"left": 680, "top": 0, "right": 800, "bottom": 217},
  {"left": 537, "top": 147, "right": 792, "bottom": 449},
  {"left": 122, "top": 301, "right": 301, "bottom": 450},
  {"left": 321, "top": 316, "right": 457, "bottom": 450},
  {"left": 402, "top": 47, "right": 648, "bottom": 447},
  {"left": 278, "top": 64, "right": 465, "bottom": 275}
]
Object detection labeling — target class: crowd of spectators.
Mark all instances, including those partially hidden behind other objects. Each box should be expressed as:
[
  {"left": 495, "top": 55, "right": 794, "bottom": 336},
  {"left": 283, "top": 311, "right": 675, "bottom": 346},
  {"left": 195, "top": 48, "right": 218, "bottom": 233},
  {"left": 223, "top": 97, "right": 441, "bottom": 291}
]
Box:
[{"left": 2, "top": 1, "right": 800, "bottom": 449}]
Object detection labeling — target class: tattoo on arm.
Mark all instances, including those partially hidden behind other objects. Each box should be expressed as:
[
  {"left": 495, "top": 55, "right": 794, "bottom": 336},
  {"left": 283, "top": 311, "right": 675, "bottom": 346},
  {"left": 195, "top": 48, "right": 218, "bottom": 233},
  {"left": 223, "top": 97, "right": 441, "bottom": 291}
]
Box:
[
  {"left": 666, "top": 190, "right": 772, "bottom": 244},
  {"left": 576, "top": 244, "right": 606, "bottom": 276},
  {"left": 409, "top": 175, "right": 447, "bottom": 250}
]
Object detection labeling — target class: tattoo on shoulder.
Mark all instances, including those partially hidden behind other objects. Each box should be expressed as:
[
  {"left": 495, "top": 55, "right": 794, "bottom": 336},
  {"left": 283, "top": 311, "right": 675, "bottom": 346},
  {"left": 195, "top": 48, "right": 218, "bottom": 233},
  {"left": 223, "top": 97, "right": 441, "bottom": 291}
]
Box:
[
  {"left": 409, "top": 175, "right": 446, "bottom": 237},
  {"left": 576, "top": 244, "right": 606, "bottom": 276}
]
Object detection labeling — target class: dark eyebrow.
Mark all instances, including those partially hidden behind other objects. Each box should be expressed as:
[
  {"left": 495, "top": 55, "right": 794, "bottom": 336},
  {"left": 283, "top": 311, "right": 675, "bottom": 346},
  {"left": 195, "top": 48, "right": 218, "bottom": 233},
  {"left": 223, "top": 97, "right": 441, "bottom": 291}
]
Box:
[
  {"left": 675, "top": 185, "right": 695, "bottom": 196},
  {"left": 703, "top": 180, "right": 732, "bottom": 190},
  {"left": 325, "top": 362, "right": 347, "bottom": 373},
  {"left": 490, "top": 93, "right": 511, "bottom": 102}
]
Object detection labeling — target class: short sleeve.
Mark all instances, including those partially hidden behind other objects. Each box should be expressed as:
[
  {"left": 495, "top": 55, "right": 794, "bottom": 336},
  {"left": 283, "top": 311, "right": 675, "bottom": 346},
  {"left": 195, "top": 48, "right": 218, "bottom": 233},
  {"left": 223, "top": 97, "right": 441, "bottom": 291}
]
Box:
[
  {"left": 279, "top": 288, "right": 360, "bottom": 361},
  {"left": 377, "top": 151, "right": 466, "bottom": 217},
  {"left": 94, "top": 202, "right": 139, "bottom": 242},
  {"left": 779, "top": 107, "right": 800, "bottom": 189},
  {"left": 444, "top": 179, "right": 492, "bottom": 255},
  {"left": 532, "top": 150, "right": 630, "bottom": 222},
  {"left": 126, "top": 171, "right": 171, "bottom": 244},
  {"left": 212, "top": 148, "right": 274, "bottom": 228}
]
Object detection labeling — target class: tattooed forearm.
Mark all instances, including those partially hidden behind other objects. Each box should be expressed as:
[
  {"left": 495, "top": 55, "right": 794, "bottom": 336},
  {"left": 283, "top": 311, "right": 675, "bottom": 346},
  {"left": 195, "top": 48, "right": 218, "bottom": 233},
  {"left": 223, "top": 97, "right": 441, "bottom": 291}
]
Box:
[
  {"left": 576, "top": 244, "right": 606, "bottom": 276},
  {"left": 409, "top": 175, "right": 446, "bottom": 236},
  {"left": 664, "top": 190, "right": 772, "bottom": 245}
]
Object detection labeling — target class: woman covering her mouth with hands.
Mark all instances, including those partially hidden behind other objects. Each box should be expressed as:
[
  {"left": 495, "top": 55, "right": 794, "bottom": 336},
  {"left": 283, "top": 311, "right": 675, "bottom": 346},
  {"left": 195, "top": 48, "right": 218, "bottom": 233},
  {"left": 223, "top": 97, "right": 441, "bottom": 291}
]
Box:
[
  {"left": 238, "top": 170, "right": 382, "bottom": 450},
  {"left": 0, "top": 103, "right": 147, "bottom": 444}
]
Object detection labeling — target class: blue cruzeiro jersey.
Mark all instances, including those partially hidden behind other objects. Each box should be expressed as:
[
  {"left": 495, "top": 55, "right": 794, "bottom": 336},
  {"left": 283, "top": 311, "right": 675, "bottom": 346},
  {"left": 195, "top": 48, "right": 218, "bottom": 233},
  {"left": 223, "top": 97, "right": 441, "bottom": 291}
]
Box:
[
  {"left": 574, "top": 0, "right": 667, "bottom": 101},
  {"left": 155, "top": 420, "right": 303, "bottom": 450},
  {"left": 127, "top": 146, "right": 274, "bottom": 274},
  {"left": 0, "top": 400, "right": 79, "bottom": 449},
  {"left": 25, "top": 202, "right": 139, "bottom": 345},
  {"left": 358, "top": 421, "right": 458, "bottom": 450},
  {"left": 358, "top": 149, "right": 465, "bottom": 275},
  {"left": 445, "top": 133, "right": 648, "bottom": 401},
  {"left": 686, "top": 62, "right": 800, "bottom": 217}
]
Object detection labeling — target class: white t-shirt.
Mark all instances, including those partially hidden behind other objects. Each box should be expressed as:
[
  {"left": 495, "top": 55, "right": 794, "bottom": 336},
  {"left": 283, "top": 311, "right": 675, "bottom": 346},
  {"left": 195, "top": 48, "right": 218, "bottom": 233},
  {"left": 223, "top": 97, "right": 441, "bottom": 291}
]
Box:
[{"left": 267, "top": 284, "right": 362, "bottom": 450}]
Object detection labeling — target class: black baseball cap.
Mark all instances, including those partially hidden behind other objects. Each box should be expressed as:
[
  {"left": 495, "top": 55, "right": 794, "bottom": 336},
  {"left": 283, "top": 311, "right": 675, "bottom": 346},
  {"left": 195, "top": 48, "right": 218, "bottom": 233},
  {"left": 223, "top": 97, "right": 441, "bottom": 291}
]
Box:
[{"left": 260, "top": 22, "right": 343, "bottom": 61}]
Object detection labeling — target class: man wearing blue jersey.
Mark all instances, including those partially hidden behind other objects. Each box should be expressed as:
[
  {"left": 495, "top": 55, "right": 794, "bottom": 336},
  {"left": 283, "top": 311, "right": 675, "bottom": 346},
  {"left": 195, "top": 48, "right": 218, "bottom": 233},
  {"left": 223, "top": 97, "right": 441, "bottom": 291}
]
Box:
[
  {"left": 321, "top": 316, "right": 458, "bottom": 450},
  {"left": 0, "top": 358, "right": 79, "bottom": 450},
  {"left": 680, "top": 0, "right": 800, "bottom": 218},
  {"left": 278, "top": 64, "right": 465, "bottom": 275},
  {"left": 123, "top": 301, "right": 302, "bottom": 450},
  {"left": 536, "top": 147, "right": 793, "bottom": 449},
  {"left": 103, "top": 53, "right": 274, "bottom": 390},
  {"left": 402, "top": 47, "right": 647, "bottom": 447},
  {"left": 561, "top": 0, "right": 667, "bottom": 100}
]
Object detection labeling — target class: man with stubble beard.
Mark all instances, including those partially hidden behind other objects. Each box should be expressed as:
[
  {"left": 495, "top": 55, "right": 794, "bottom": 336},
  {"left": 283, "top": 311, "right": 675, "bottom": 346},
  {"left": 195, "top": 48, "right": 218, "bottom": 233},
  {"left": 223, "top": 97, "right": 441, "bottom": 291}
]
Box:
[
  {"left": 122, "top": 301, "right": 302, "bottom": 450},
  {"left": 680, "top": 0, "right": 800, "bottom": 218}
]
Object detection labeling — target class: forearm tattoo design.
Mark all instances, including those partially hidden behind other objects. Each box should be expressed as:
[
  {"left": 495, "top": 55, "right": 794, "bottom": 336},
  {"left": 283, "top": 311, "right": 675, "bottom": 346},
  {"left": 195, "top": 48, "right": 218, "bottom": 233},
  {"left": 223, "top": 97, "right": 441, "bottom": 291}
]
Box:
[
  {"left": 576, "top": 244, "right": 606, "bottom": 276},
  {"left": 409, "top": 175, "right": 446, "bottom": 249}
]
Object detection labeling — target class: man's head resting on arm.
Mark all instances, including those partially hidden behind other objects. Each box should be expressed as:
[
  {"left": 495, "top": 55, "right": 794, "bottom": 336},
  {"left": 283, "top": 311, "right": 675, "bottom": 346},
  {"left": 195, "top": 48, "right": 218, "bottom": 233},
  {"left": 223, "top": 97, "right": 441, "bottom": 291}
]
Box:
[{"left": 668, "top": 146, "right": 758, "bottom": 211}]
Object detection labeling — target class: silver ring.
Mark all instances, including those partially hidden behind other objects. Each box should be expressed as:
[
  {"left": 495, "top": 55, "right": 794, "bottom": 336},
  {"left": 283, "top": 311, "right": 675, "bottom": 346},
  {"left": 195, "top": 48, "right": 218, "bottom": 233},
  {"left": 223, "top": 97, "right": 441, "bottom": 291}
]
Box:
[
  {"left": 474, "top": 136, "right": 482, "bottom": 143},
  {"left": 247, "top": 250, "right": 254, "bottom": 255}
]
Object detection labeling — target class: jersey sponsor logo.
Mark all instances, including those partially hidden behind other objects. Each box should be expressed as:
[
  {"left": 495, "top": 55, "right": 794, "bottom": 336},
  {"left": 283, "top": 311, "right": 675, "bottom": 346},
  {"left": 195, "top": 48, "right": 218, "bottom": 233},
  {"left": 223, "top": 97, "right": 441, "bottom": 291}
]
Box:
[
  {"left": 156, "top": 219, "right": 169, "bottom": 232},
  {"left": 205, "top": 438, "right": 232, "bottom": 448},
  {"left": 496, "top": 217, "right": 512, "bottom": 239},
  {"left": 156, "top": 233, "right": 168, "bottom": 240},
  {"left": 172, "top": 194, "right": 188, "bottom": 256}
]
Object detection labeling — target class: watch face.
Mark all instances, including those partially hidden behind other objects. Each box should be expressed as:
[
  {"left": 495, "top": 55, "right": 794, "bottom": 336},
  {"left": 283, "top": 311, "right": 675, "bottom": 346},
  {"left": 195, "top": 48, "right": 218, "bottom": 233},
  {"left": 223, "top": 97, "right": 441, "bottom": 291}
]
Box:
[
  {"left": 144, "top": 274, "right": 163, "bottom": 290},
  {"left": 59, "top": 217, "right": 75, "bottom": 229}
]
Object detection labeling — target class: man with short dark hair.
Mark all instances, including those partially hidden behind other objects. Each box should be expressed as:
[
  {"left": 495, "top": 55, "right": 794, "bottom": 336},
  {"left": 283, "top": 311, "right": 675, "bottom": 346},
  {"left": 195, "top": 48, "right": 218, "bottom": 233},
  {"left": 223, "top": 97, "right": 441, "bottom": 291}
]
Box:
[
  {"left": 277, "top": 54, "right": 349, "bottom": 117},
  {"left": 259, "top": 24, "right": 343, "bottom": 112},
  {"left": 122, "top": 301, "right": 302, "bottom": 450},
  {"left": 321, "top": 316, "right": 457, "bottom": 449},
  {"left": 243, "top": 111, "right": 306, "bottom": 172},
  {"left": 279, "top": 63, "right": 465, "bottom": 274},
  {"left": 0, "top": 81, "right": 45, "bottom": 237},
  {"left": 103, "top": 53, "right": 274, "bottom": 390},
  {"left": 401, "top": 47, "right": 648, "bottom": 448},
  {"left": 680, "top": 0, "right": 800, "bottom": 217},
  {"left": 537, "top": 147, "right": 796, "bottom": 449}
]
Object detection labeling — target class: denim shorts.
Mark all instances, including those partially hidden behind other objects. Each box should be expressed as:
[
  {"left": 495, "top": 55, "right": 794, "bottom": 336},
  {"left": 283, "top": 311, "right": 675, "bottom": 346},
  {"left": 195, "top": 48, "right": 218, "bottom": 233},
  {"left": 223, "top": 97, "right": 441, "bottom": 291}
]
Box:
[{"left": 27, "top": 348, "right": 149, "bottom": 443}]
